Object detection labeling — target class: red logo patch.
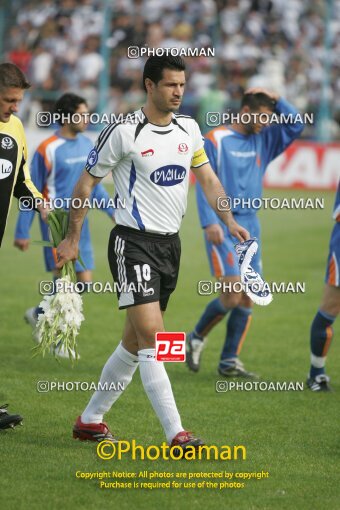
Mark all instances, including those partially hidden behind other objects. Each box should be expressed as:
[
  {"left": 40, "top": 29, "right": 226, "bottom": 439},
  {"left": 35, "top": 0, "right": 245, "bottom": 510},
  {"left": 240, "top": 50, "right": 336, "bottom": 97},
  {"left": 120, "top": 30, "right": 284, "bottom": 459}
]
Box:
[
  {"left": 141, "top": 149, "right": 154, "bottom": 157},
  {"left": 178, "top": 143, "right": 188, "bottom": 154},
  {"left": 155, "top": 332, "right": 186, "bottom": 362}
]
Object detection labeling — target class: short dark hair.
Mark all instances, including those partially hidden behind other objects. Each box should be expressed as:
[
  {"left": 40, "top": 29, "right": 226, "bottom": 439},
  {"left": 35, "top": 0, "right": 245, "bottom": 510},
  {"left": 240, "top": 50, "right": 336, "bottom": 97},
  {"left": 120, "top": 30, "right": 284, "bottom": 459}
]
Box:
[
  {"left": 142, "top": 55, "right": 186, "bottom": 92},
  {"left": 241, "top": 92, "right": 276, "bottom": 111},
  {"left": 0, "top": 63, "right": 30, "bottom": 90},
  {"left": 54, "top": 93, "right": 87, "bottom": 125}
]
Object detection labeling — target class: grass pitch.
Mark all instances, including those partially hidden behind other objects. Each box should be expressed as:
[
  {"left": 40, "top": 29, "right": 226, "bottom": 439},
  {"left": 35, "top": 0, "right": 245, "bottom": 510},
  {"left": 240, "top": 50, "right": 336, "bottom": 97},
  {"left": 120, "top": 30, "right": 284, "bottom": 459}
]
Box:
[{"left": 1, "top": 187, "right": 339, "bottom": 510}]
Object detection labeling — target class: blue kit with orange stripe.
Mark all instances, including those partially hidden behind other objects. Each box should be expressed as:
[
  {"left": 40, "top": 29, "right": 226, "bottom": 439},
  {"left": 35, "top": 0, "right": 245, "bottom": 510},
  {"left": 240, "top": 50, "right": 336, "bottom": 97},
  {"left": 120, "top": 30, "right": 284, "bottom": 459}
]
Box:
[
  {"left": 195, "top": 97, "right": 304, "bottom": 277},
  {"left": 15, "top": 131, "right": 114, "bottom": 271}
]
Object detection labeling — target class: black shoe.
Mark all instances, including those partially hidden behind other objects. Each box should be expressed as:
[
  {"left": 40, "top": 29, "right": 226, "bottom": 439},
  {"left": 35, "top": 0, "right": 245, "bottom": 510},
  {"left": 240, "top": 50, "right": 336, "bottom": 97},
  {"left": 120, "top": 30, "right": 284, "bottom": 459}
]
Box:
[
  {"left": 0, "top": 404, "right": 23, "bottom": 430},
  {"left": 186, "top": 331, "right": 205, "bottom": 372},
  {"left": 306, "top": 374, "right": 331, "bottom": 392},
  {"left": 218, "top": 358, "right": 258, "bottom": 378}
]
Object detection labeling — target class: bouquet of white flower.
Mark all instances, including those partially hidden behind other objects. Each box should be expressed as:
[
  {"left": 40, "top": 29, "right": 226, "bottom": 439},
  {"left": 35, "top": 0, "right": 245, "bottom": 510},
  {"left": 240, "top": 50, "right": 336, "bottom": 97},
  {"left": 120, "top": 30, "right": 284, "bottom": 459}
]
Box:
[{"left": 33, "top": 210, "right": 85, "bottom": 363}]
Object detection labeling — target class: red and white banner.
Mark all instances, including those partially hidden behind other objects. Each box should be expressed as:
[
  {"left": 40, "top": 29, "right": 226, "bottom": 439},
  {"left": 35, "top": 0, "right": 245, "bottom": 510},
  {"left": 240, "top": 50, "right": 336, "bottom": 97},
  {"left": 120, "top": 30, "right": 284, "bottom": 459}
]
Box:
[
  {"left": 264, "top": 142, "right": 340, "bottom": 190},
  {"left": 189, "top": 141, "right": 339, "bottom": 190}
]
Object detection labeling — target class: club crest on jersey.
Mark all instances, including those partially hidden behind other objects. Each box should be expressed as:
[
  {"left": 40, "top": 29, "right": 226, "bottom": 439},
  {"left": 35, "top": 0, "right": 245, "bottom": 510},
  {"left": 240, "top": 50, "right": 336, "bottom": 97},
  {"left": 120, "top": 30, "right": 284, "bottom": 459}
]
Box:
[
  {"left": 0, "top": 159, "right": 13, "bottom": 179},
  {"left": 150, "top": 165, "right": 186, "bottom": 186},
  {"left": 178, "top": 143, "right": 188, "bottom": 154},
  {"left": 1, "top": 136, "right": 14, "bottom": 150},
  {"left": 141, "top": 149, "right": 154, "bottom": 157},
  {"left": 87, "top": 148, "right": 98, "bottom": 168}
]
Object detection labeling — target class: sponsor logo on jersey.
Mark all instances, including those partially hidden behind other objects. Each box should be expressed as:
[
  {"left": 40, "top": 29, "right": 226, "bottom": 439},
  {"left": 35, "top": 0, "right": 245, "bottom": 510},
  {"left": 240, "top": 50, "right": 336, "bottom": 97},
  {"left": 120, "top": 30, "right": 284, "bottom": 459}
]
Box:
[
  {"left": 1, "top": 137, "right": 14, "bottom": 150},
  {"left": 150, "top": 165, "right": 186, "bottom": 186},
  {"left": 87, "top": 148, "right": 98, "bottom": 168},
  {"left": 178, "top": 143, "right": 188, "bottom": 154},
  {"left": 0, "top": 158, "right": 13, "bottom": 179},
  {"left": 141, "top": 149, "right": 154, "bottom": 157}
]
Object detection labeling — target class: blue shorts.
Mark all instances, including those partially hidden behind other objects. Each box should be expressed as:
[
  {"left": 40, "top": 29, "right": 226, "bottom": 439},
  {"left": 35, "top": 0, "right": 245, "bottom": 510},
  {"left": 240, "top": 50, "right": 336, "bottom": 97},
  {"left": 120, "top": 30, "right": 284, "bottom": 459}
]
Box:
[
  {"left": 325, "top": 222, "right": 340, "bottom": 287},
  {"left": 204, "top": 215, "right": 262, "bottom": 278},
  {"left": 40, "top": 218, "right": 94, "bottom": 273}
]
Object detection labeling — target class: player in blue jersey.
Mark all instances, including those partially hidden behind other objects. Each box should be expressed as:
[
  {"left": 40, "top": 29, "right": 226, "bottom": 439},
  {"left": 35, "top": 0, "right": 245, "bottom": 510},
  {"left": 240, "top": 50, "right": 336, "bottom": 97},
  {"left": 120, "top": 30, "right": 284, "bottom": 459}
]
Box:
[
  {"left": 307, "top": 180, "right": 340, "bottom": 391},
  {"left": 55, "top": 55, "right": 249, "bottom": 451},
  {"left": 14, "top": 93, "right": 114, "bottom": 358},
  {"left": 186, "top": 88, "right": 304, "bottom": 377}
]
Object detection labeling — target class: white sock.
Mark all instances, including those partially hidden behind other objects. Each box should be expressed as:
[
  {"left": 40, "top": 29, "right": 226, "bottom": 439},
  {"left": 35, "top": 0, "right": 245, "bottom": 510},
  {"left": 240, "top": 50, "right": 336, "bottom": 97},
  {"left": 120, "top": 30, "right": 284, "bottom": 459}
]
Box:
[
  {"left": 138, "top": 348, "right": 183, "bottom": 443},
  {"left": 311, "top": 353, "right": 327, "bottom": 368},
  {"left": 81, "top": 341, "right": 139, "bottom": 424}
]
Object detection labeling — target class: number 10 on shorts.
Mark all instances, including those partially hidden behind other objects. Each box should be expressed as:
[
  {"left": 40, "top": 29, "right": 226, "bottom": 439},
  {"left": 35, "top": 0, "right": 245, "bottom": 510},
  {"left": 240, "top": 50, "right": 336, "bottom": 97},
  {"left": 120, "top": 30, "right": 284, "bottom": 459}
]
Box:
[{"left": 155, "top": 332, "right": 186, "bottom": 362}]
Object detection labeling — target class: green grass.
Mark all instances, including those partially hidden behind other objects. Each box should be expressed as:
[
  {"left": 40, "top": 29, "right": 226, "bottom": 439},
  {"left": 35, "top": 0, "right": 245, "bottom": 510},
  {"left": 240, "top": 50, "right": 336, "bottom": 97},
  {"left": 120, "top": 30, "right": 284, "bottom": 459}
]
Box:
[{"left": 1, "top": 188, "right": 339, "bottom": 510}]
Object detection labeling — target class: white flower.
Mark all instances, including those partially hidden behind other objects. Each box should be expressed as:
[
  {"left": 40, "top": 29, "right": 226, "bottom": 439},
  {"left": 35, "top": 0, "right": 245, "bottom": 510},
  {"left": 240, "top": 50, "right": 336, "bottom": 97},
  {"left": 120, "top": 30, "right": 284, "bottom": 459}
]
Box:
[{"left": 34, "top": 275, "right": 84, "bottom": 363}]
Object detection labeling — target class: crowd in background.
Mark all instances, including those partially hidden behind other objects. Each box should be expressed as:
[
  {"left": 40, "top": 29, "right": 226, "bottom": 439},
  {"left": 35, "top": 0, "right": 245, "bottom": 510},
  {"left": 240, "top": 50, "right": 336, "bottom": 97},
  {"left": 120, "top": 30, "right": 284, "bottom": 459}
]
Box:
[{"left": 3, "top": 0, "right": 340, "bottom": 138}]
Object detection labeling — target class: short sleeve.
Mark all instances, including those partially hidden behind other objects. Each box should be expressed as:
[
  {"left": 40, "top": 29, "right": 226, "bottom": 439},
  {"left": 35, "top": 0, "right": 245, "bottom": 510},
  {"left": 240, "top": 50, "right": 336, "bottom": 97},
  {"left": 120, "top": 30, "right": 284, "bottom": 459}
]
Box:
[
  {"left": 85, "top": 124, "right": 124, "bottom": 178},
  {"left": 192, "top": 120, "right": 205, "bottom": 153},
  {"left": 191, "top": 121, "right": 209, "bottom": 168}
]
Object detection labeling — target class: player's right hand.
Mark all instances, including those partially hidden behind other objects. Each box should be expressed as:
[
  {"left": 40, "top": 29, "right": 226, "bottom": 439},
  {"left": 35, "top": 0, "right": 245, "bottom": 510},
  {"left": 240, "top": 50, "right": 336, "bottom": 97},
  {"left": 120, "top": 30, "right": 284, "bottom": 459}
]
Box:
[
  {"left": 14, "top": 239, "right": 30, "bottom": 251},
  {"left": 205, "top": 224, "right": 224, "bottom": 245},
  {"left": 244, "top": 87, "right": 279, "bottom": 102},
  {"left": 228, "top": 220, "right": 250, "bottom": 243},
  {"left": 55, "top": 238, "right": 79, "bottom": 269}
]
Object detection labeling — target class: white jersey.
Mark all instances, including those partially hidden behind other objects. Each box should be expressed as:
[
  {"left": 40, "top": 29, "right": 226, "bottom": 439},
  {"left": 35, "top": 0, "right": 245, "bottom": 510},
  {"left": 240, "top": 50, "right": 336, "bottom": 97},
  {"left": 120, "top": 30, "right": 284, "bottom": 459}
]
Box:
[{"left": 85, "top": 109, "right": 208, "bottom": 234}]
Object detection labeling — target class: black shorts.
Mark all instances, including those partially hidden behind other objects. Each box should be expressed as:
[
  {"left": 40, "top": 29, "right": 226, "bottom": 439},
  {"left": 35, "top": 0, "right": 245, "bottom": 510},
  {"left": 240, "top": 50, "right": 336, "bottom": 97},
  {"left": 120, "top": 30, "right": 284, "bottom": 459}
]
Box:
[{"left": 108, "top": 225, "right": 181, "bottom": 311}]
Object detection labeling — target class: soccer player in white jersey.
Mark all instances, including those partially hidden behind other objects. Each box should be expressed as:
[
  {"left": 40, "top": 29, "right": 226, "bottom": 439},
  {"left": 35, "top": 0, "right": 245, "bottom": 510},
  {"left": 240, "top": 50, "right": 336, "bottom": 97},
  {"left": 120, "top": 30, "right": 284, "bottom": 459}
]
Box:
[{"left": 56, "top": 55, "right": 249, "bottom": 451}]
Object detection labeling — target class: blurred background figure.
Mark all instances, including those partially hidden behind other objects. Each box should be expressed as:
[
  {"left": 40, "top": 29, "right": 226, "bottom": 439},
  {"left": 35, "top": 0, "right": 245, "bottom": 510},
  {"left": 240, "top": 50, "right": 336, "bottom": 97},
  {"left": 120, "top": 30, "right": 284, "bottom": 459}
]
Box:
[
  {"left": 13, "top": 93, "right": 115, "bottom": 359},
  {"left": 307, "top": 180, "right": 340, "bottom": 392}
]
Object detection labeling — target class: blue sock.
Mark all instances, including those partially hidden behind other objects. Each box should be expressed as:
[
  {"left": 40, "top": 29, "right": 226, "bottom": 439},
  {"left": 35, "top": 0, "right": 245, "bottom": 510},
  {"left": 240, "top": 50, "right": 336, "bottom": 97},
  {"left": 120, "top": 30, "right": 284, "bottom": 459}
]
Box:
[
  {"left": 195, "top": 298, "right": 230, "bottom": 337},
  {"left": 35, "top": 276, "right": 58, "bottom": 316},
  {"left": 220, "top": 306, "right": 252, "bottom": 361},
  {"left": 310, "top": 309, "right": 335, "bottom": 378}
]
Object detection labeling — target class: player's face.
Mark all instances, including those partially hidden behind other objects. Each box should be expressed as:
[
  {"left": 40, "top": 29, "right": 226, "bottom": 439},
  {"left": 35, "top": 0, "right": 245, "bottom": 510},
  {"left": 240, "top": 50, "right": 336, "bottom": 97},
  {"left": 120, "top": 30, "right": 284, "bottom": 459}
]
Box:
[
  {"left": 0, "top": 87, "right": 24, "bottom": 123},
  {"left": 69, "top": 103, "right": 89, "bottom": 133},
  {"left": 244, "top": 105, "right": 274, "bottom": 135},
  {"left": 151, "top": 69, "right": 186, "bottom": 113}
]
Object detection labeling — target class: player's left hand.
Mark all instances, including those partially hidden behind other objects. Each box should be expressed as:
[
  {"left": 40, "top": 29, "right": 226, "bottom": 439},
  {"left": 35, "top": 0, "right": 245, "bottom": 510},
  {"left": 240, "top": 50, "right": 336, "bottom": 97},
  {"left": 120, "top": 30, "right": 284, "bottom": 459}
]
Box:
[
  {"left": 244, "top": 87, "right": 280, "bottom": 102},
  {"left": 227, "top": 220, "right": 250, "bottom": 242},
  {"left": 55, "top": 238, "right": 79, "bottom": 269},
  {"left": 14, "top": 238, "right": 30, "bottom": 251}
]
